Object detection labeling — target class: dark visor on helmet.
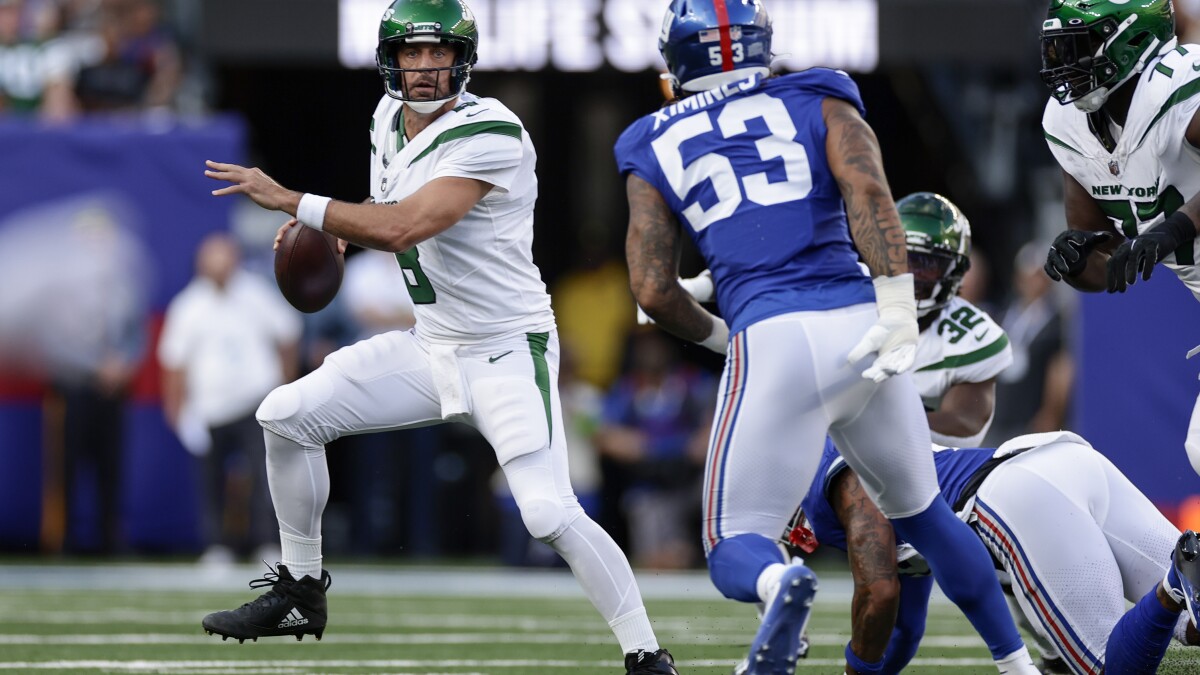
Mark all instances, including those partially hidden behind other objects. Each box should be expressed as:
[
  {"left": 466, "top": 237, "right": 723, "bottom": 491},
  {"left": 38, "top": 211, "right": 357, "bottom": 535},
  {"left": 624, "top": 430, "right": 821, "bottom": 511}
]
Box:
[{"left": 909, "top": 251, "right": 956, "bottom": 301}]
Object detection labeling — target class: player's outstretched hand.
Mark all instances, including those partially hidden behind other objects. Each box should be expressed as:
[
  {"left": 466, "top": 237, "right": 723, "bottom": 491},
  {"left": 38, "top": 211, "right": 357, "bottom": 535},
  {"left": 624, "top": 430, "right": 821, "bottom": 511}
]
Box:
[
  {"left": 1106, "top": 230, "right": 1171, "bottom": 293},
  {"left": 205, "top": 160, "right": 296, "bottom": 212},
  {"left": 1044, "top": 229, "right": 1112, "bottom": 282},
  {"left": 848, "top": 274, "right": 918, "bottom": 383}
]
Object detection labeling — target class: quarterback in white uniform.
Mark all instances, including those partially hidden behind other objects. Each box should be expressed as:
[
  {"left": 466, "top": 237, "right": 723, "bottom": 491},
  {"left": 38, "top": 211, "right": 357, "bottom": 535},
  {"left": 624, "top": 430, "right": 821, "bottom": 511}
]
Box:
[
  {"left": 201, "top": 1, "right": 679, "bottom": 673},
  {"left": 1039, "top": 0, "right": 1200, "bottom": 476}
]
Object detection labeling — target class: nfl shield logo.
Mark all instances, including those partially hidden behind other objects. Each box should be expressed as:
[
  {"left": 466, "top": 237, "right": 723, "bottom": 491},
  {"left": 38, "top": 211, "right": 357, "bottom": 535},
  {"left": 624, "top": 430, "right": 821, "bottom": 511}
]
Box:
[
  {"left": 1109, "top": 160, "right": 1120, "bottom": 176},
  {"left": 381, "top": 175, "right": 388, "bottom": 192}
]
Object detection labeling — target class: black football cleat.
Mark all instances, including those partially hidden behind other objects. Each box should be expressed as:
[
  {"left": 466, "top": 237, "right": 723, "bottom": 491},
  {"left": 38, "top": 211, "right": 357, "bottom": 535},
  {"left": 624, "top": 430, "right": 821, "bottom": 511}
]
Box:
[
  {"left": 1167, "top": 530, "right": 1200, "bottom": 627},
  {"left": 625, "top": 648, "right": 680, "bottom": 674},
  {"left": 202, "top": 563, "right": 331, "bottom": 642}
]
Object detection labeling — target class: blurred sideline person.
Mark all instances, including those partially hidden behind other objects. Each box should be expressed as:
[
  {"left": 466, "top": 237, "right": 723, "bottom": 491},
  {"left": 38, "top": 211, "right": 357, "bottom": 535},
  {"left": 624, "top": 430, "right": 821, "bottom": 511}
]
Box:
[
  {"left": 158, "top": 232, "right": 301, "bottom": 565},
  {"left": 1039, "top": 0, "right": 1200, "bottom": 476},
  {"left": 791, "top": 433, "right": 1200, "bottom": 675},
  {"left": 615, "top": 1, "right": 1036, "bottom": 673},
  {"left": 200, "top": 1, "right": 680, "bottom": 672},
  {"left": 595, "top": 328, "right": 715, "bottom": 570},
  {"left": 988, "top": 242, "right": 1074, "bottom": 447}
]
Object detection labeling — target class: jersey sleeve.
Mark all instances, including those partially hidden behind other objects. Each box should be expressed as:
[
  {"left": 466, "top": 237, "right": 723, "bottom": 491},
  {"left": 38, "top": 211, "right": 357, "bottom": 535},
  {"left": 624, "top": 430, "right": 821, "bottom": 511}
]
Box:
[
  {"left": 613, "top": 118, "right": 657, "bottom": 182},
  {"left": 1152, "top": 69, "right": 1200, "bottom": 169},
  {"left": 790, "top": 69, "right": 866, "bottom": 118},
  {"left": 430, "top": 128, "right": 524, "bottom": 192}
]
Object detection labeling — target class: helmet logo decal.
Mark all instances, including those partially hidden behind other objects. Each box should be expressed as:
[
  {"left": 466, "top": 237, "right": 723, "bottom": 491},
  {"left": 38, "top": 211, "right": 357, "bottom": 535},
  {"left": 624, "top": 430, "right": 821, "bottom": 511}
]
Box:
[{"left": 382, "top": 8, "right": 395, "bottom": 23}]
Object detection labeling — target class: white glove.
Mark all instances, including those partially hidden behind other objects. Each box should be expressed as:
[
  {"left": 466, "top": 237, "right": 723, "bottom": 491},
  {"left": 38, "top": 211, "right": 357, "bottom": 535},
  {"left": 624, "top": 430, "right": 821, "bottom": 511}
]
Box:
[
  {"left": 847, "top": 274, "right": 918, "bottom": 383},
  {"left": 635, "top": 270, "right": 715, "bottom": 325},
  {"left": 678, "top": 269, "right": 715, "bottom": 302}
]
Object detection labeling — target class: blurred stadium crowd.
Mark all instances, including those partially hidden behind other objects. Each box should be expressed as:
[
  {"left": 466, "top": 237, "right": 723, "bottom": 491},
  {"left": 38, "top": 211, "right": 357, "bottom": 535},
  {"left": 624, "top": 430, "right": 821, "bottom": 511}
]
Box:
[{"left": 0, "top": 0, "right": 1198, "bottom": 569}]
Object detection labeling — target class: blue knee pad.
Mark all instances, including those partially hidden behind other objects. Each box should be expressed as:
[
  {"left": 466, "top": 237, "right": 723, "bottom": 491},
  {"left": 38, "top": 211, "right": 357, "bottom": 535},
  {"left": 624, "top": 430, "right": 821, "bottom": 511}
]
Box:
[{"left": 707, "top": 533, "right": 786, "bottom": 603}]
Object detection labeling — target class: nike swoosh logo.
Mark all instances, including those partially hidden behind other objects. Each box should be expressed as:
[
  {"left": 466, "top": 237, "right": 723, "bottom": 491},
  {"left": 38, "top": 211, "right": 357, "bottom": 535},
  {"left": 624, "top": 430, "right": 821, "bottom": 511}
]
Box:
[
  {"left": 488, "top": 351, "right": 513, "bottom": 363},
  {"left": 1193, "top": 62, "right": 1200, "bottom": 72},
  {"left": 465, "top": 110, "right": 486, "bottom": 117},
  {"left": 974, "top": 329, "right": 991, "bottom": 342}
]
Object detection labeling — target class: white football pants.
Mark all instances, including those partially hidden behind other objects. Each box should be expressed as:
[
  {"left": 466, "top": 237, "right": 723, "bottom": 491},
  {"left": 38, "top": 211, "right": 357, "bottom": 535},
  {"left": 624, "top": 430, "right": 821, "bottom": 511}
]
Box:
[
  {"left": 256, "top": 328, "right": 656, "bottom": 649},
  {"left": 971, "top": 440, "right": 1181, "bottom": 675},
  {"left": 701, "top": 305, "right": 940, "bottom": 553}
]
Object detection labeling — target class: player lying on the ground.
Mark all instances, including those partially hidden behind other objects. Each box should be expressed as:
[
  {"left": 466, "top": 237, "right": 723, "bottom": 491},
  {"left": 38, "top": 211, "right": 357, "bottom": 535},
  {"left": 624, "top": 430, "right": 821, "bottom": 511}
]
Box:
[{"left": 790, "top": 432, "right": 1200, "bottom": 675}]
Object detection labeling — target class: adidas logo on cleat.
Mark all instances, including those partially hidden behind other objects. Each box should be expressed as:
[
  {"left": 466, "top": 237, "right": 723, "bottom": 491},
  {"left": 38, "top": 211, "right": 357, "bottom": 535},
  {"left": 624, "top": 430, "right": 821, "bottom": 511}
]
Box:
[{"left": 277, "top": 608, "right": 309, "bottom": 629}]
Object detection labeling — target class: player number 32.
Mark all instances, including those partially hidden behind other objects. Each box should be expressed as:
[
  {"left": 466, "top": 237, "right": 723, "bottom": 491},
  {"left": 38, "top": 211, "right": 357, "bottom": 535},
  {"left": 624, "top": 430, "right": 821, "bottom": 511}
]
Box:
[{"left": 651, "top": 92, "right": 813, "bottom": 232}]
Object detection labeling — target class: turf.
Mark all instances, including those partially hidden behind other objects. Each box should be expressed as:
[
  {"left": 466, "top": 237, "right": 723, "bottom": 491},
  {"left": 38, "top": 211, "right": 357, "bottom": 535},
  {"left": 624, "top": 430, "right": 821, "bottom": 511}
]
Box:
[{"left": 0, "top": 569, "right": 1196, "bottom": 674}]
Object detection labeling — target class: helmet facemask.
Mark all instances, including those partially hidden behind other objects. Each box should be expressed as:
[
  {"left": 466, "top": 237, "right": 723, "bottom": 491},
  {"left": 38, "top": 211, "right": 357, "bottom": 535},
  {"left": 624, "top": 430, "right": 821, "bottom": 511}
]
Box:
[
  {"left": 909, "top": 249, "right": 968, "bottom": 318},
  {"left": 377, "top": 36, "right": 474, "bottom": 113}
]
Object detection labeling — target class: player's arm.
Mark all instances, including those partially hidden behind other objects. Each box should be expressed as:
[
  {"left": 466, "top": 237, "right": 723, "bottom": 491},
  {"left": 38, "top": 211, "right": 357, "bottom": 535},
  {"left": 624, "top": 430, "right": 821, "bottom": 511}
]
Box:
[
  {"left": 823, "top": 98, "right": 905, "bottom": 278},
  {"left": 823, "top": 98, "right": 918, "bottom": 382},
  {"left": 625, "top": 174, "right": 727, "bottom": 352},
  {"left": 1046, "top": 171, "right": 1121, "bottom": 291},
  {"left": 880, "top": 575, "right": 934, "bottom": 673},
  {"left": 829, "top": 468, "right": 902, "bottom": 670},
  {"left": 204, "top": 161, "right": 489, "bottom": 252},
  {"left": 926, "top": 379, "right": 996, "bottom": 447}
]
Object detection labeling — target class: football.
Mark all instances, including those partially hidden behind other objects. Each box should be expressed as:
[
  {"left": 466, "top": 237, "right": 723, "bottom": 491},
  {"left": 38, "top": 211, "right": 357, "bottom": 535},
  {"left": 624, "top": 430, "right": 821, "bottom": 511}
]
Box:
[{"left": 274, "top": 224, "right": 344, "bottom": 313}]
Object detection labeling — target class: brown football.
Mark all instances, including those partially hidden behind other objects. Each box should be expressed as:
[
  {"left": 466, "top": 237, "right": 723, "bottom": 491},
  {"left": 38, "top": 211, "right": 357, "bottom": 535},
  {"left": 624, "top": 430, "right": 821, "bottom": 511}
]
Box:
[{"left": 274, "top": 225, "right": 344, "bottom": 313}]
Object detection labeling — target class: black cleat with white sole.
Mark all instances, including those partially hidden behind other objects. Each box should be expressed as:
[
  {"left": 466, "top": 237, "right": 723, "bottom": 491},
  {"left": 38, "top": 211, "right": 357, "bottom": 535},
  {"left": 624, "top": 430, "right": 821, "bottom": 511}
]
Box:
[
  {"left": 202, "top": 563, "right": 331, "bottom": 643},
  {"left": 1167, "top": 530, "right": 1200, "bottom": 627},
  {"left": 625, "top": 648, "right": 681, "bottom": 674}
]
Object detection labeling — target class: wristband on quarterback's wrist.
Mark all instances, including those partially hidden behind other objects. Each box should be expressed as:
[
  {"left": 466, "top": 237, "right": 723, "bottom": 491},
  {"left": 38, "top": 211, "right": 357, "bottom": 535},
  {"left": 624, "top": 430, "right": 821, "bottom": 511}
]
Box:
[{"left": 297, "top": 193, "right": 332, "bottom": 231}]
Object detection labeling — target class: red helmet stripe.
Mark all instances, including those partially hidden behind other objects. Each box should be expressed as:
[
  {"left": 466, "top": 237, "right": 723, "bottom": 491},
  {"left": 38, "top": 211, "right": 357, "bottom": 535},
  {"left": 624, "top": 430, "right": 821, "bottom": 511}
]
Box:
[{"left": 712, "top": 0, "right": 735, "bottom": 72}]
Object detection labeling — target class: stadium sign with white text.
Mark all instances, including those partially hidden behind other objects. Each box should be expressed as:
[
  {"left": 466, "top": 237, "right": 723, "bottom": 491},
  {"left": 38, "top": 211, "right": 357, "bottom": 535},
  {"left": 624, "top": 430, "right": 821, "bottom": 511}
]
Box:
[{"left": 338, "top": 0, "right": 878, "bottom": 73}]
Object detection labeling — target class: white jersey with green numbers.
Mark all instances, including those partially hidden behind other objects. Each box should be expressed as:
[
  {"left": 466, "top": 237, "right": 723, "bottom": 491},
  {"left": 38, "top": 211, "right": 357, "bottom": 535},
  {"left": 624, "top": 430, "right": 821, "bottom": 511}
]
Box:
[
  {"left": 1043, "top": 40, "right": 1200, "bottom": 302},
  {"left": 368, "top": 91, "right": 554, "bottom": 344},
  {"left": 912, "top": 296, "right": 1012, "bottom": 439}
]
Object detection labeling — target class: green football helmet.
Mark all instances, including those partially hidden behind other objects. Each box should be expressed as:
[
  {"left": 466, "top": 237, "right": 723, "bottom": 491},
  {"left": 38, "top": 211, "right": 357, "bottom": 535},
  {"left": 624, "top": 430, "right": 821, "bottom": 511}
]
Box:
[
  {"left": 1040, "top": 0, "right": 1174, "bottom": 113},
  {"left": 376, "top": 0, "right": 478, "bottom": 110},
  {"left": 896, "top": 192, "right": 971, "bottom": 318}
]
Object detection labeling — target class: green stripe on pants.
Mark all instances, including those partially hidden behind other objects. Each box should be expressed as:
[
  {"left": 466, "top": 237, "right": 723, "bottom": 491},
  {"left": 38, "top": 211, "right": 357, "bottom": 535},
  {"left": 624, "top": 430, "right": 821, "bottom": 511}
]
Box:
[{"left": 527, "top": 332, "right": 552, "bottom": 441}]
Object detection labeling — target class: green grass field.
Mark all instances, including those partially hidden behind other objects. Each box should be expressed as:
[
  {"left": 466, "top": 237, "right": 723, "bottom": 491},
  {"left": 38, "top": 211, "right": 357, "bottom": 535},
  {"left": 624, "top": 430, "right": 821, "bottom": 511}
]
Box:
[{"left": 0, "top": 563, "right": 1195, "bottom": 674}]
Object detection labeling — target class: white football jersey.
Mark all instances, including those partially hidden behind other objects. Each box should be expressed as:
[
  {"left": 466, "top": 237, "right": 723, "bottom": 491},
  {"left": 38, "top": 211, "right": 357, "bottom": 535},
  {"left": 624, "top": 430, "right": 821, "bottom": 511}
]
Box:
[
  {"left": 369, "top": 92, "right": 554, "bottom": 344},
  {"left": 1043, "top": 40, "right": 1200, "bottom": 301},
  {"left": 912, "top": 296, "right": 1012, "bottom": 421}
]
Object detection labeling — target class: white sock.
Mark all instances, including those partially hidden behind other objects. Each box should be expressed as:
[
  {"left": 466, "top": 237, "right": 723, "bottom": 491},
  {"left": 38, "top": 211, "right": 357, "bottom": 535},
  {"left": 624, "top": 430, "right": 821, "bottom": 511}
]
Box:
[
  {"left": 263, "top": 429, "right": 328, "bottom": 580},
  {"left": 279, "top": 531, "right": 322, "bottom": 580},
  {"left": 994, "top": 646, "right": 1039, "bottom": 674},
  {"left": 609, "top": 607, "right": 660, "bottom": 654},
  {"left": 755, "top": 563, "right": 787, "bottom": 605}
]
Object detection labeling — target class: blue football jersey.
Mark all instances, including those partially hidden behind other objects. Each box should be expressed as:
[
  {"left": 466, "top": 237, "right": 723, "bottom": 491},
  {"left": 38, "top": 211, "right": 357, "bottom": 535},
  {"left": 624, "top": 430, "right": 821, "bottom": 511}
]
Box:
[
  {"left": 614, "top": 70, "right": 874, "bottom": 334},
  {"left": 800, "top": 439, "right": 997, "bottom": 552}
]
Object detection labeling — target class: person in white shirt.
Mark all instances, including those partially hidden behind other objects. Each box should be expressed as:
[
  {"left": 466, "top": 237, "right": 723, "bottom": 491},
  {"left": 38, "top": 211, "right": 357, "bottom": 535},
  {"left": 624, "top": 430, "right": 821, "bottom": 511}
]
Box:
[{"left": 158, "top": 232, "right": 300, "bottom": 564}]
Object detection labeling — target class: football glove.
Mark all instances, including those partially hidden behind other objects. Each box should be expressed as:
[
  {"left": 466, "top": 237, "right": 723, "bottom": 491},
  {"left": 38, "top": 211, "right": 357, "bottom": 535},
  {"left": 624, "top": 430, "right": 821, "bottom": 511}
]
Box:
[
  {"left": 848, "top": 274, "right": 918, "bottom": 383},
  {"left": 1107, "top": 212, "right": 1197, "bottom": 293},
  {"left": 1044, "top": 229, "right": 1113, "bottom": 282}
]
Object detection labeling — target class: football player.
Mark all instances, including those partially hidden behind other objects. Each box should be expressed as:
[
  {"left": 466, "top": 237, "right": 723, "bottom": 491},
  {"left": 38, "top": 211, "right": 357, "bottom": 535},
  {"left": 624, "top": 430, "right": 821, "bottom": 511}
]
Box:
[
  {"left": 614, "top": 1, "right": 1037, "bottom": 673},
  {"left": 201, "top": 1, "right": 679, "bottom": 672},
  {"left": 792, "top": 433, "right": 1200, "bottom": 675},
  {"left": 1039, "top": 0, "right": 1200, "bottom": 476}
]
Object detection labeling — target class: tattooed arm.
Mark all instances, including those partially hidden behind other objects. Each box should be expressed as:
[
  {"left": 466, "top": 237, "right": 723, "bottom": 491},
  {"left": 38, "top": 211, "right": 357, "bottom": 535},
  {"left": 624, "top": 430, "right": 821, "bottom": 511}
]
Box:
[
  {"left": 625, "top": 174, "right": 723, "bottom": 345},
  {"left": 823, "top": 98, "right": 907, "bottom": 278},
  {"left": 829, "top": 468, "right": 902, "bottom": 669}
]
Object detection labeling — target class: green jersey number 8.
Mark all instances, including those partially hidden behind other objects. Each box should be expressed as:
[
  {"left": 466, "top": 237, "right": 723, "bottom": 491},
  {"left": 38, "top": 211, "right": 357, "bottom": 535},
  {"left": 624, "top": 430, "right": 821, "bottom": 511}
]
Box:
[{"left": 396, "top": 248, "right": 437, "bottom": 304}]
